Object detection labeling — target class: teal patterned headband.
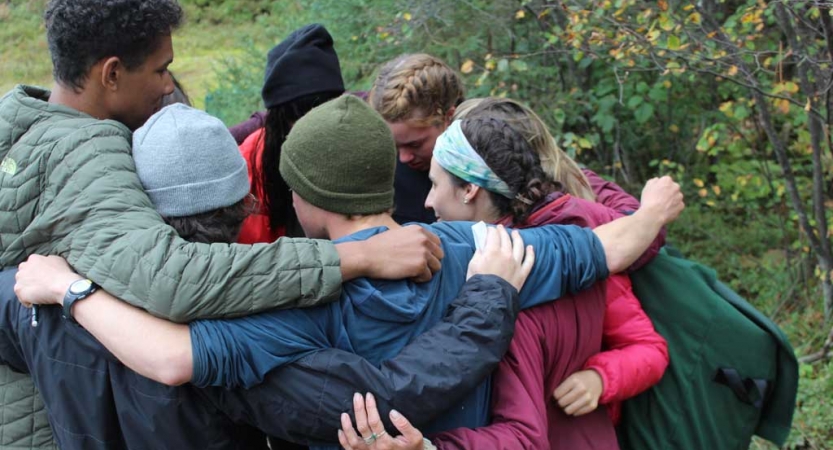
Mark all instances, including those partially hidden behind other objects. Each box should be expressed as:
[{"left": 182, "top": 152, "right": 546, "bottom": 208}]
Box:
[{"left": 433, "top": 120, "right": 514, "bottom": 198}]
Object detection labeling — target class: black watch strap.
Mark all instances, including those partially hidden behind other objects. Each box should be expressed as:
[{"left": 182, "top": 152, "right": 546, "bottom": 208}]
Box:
[{"left": 62, "top": 279, "right": 99, "bottom": 324}]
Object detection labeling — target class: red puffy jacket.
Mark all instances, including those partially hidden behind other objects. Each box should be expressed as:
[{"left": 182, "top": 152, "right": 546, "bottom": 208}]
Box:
[{"left": 236, "top": 128, "right": 285, "bottom": 244}]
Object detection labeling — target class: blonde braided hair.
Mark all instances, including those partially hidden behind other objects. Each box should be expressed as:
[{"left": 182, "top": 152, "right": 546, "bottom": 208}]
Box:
[
  {"left": 454, "top": 97, "right": 596, "bottom": 201},
  {"left": 368, "top": 53, "right": 464, "bottom": 126}
]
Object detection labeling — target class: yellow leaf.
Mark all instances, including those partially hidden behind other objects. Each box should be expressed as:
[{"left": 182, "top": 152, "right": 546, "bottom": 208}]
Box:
[
  {"left": 727, "top": 65, "right": 738, "bottom": 76},
  {"left": 777, "top": 99, "right": 791, "bottom": 114},
  {"left": 669, "top": 124, "right": 679, "bottom": 133},
  {"left": 663, "top": 80, "right": 672, "bottom": 88},
  {"left": 658, "top": 0, "right": 668, "bottom": 11},
  {"left": 706, "top": 200, "right": 716, "bottom": 207},
  {"left": 683, "top": 4, "right": 695, "bottom": 11},
  {"left": 712, "top": 185, "right": 721, "bottom": 196},
  {"left": 688, "top": 12, "right": 701, "bottom": 24},
  {"left": 515, "top": 9, "right": 526, "bottom": 19},
  {"left": 693, "top": 178, "right": 705, "bottom": 188},
  {"left": 805, "top": 98, "right": 812, "bottom": 112},
  {"left": 461, "top": 59, "right": 475, "bottom": 74},
  {"left": 485, "top": 60, "right": 496, "bottom": 71},
  {"left": 403, "top": 12, "right": 412, "bottom": 21}
]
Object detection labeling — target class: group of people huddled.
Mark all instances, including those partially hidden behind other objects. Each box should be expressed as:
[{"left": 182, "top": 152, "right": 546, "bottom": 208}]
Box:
[{"left": 6, "top": 1, "right": 787, "bottom": 449}]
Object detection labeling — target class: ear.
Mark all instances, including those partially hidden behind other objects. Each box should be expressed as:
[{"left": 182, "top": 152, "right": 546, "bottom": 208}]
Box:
[
  {"left": 445, "top": 105, "right": 457, "bottom": 125},
  {"left": 464, "top": 183, "right": 482, "bottom": 203},
  {"left": 99, "top": 57, "right": 122, "bottom": 91}
]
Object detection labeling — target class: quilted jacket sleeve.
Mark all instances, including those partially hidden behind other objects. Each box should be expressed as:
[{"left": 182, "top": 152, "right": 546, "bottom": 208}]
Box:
[
  {"left": 37, "top": 123, "right": 342, "bottom": 322},
  {"left": 584, "top": 275, "right": 669, "bottom": 405}
]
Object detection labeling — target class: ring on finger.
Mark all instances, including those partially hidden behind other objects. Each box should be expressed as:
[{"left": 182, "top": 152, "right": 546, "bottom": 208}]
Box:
[
  {"left": 376, "top": 430, "right": 387, "bottom": 439},
  {"left": 363, "top": 433, "right": 377, "bottom": 445}
]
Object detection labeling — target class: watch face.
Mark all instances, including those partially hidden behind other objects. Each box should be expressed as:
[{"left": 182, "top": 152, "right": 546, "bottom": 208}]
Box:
[{"left": 69, "top": 279, "right": 93, "bottom": 295}]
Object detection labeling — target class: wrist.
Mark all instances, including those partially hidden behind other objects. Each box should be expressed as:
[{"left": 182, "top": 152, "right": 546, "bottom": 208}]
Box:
[
  {"left": 335, "top": 241, "right": 369, "bottom": 281},
  {"left": 54, "top": 277, "right": 81, "bottom": 306},
  {"left": 633, "top": 207, "right": 664, "bottom": 230}
]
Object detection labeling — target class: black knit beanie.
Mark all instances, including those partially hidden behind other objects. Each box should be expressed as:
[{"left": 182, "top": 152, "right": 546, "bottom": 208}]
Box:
[
  {"left": 280, "top": 95, "right": 396, "bottom": 215},
  {"left": 261, "top": 24, "right": 345, "bottom": 109}
]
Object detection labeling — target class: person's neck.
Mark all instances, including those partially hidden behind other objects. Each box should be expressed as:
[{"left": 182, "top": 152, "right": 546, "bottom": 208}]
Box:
[
  {"left": 327, "top": 213, "right": 401, "bottom": 241},
  {"left": 49, "top": 83, "right": 108, "bottom": 120}
]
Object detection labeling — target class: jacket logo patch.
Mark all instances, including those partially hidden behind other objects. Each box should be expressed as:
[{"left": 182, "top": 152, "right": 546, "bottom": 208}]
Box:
[{"left": 0, "top": 157, "right": 17, "bottom": 175}]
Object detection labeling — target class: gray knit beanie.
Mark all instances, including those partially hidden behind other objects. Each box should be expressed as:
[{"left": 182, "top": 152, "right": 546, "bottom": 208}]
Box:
[
  {"left": 132, "top": 104, "right": 250, "bottom": 217},
  {"left": 279, "top": 95, "right": 395, "bottom": 215}
]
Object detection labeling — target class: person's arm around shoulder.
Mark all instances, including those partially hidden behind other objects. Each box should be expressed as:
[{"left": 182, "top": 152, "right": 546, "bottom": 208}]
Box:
[
  {"left": 52, "top": 135, "right": 442, "bottom": 322},
  {"left": 592, "top": 176, "right": 683, "bottom": 273},
  {"left": 14, "top": 255, "right": 193, "bottom": 386}
]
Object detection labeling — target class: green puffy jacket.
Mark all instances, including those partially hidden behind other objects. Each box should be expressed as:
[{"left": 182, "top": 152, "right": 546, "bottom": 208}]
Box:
[{"left": 0, "top": 85, "right": 344, "bottom": 447}]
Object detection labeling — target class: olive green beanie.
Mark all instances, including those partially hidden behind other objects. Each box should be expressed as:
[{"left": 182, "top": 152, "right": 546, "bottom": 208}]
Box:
[{"left": 280, "top": 95, "right": 396, "bottom": 215}]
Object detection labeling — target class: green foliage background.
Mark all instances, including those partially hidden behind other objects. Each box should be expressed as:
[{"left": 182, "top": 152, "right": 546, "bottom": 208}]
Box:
[{"left": 0, "top": 0, "right": 830, "bottom": 448}]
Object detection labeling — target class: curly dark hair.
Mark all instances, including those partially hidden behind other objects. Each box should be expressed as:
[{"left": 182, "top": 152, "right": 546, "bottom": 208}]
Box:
[
  {"left": 457, "top": 118, "right": 562, "bottom": 225},
  {"left": 163, "top": 199, "right": 250, "bottom": 244},
  {"left": 44, "top": 0, "right": 183, "bottom": 91},
  {"left": 253, "top": 91, "right": 342, "bottom": 237}
]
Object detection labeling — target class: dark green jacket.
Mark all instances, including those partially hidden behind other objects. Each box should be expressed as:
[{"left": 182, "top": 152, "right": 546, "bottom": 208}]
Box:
[{"left": 0, "top": 85, "right": 344, "bottom": 447}]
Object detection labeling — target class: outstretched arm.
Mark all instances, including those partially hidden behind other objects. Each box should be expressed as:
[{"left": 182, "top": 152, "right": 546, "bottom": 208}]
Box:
[
  {"left": 204, "top": 274, "right": 521, "bottom": 445},
  {"left": 200, "top": 228, "right": 534, "bottom": 444},
  {"left": 592, "top": 176, "right": 682, "bottom": 273},
  {"left": 14, "top": 255, "right": 193, "bottom": 385},
  {"left": 28, "top": 132, "right": 441, "bottom": 322}
]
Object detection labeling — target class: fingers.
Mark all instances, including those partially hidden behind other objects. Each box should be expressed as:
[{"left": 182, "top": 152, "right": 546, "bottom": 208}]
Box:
[
  {"left": 389, "top": 409, "right": 423, "bottom": 443},
  {"left": 339, "top": 413, "right": 367, "bottom": 450},
  {"left": 425, "top": 250, "right": 442, "bottom": 275},
  {"left": 353, "top": 393, "right": 373, "bottom": 441},
  {"left": 572, "top": 402, "right": 598, "bottom": 417},
  {"left": 554, "top": 378, "right": 598, "bottom": 416},
  {"left": 364, "top": 393, "right": 385, "bottom": 436},
  {"left": 411, "top": 266, "right": 433, "bottom": 284},
  {"left": 519, "top": 245, "right": 535, "bottom": 281},
  {"left": 554, "top": 375, "right": 584, "bottom": 408},
  {"left": 483, "top": 225, "right": 499, "bottom": 251},
  {"left": 552, "top": 376, "right": 573, "bottom": 401},
  {"left": 510, "top": 229, "right": 525, "bottom": 264},
  {"left": 554, "top": 382, "right": 588, "bottom": 416},
  {"left": 562, "top": 392, "right": 592, "bottom": 416},
  {"left": 497, "top": 225, "right": 512, "bottom": 255},
  {"left": 415, "top": 225, "right": 441, "bottom": 249}
]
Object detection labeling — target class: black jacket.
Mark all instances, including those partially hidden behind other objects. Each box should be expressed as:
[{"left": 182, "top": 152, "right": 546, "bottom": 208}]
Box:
[{"left": 0, "top": 270, "right": 518, "bottom": 448}]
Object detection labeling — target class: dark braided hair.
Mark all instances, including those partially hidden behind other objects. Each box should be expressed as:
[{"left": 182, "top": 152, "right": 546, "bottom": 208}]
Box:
[
  {"left": 456, "top": 118, "right": 562, "bottom": 225},
  {"left": 252, "top": 91, "right": 342, "bottom": 237}
]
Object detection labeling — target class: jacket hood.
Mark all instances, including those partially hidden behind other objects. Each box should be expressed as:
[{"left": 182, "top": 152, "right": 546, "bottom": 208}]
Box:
[{"left": 335, "top": 226, "right": 442, "bottom": 323}]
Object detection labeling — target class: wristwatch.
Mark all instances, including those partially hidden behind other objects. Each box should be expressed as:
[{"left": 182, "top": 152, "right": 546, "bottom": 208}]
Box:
[{"left": 62, "top": 279, "right": 99, "bottom": 323}]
